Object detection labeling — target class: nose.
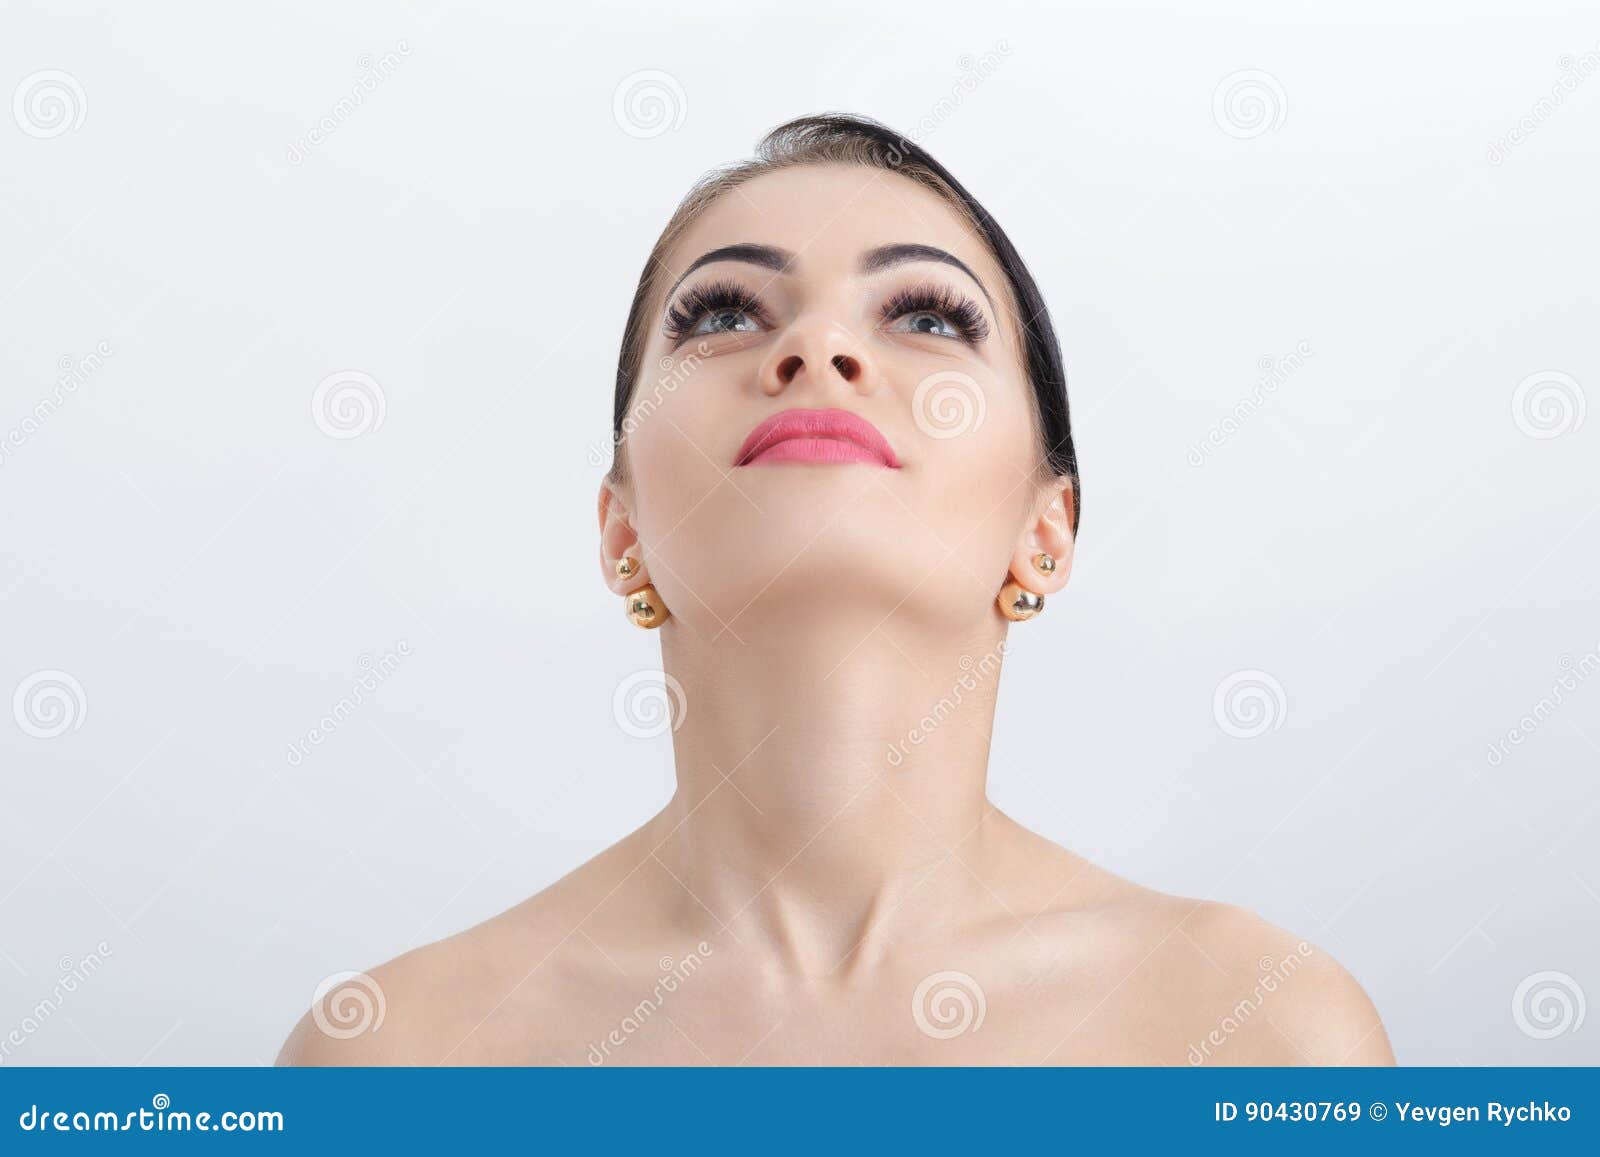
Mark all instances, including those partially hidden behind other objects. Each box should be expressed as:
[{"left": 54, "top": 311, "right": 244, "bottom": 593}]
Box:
[{"left": 758, "top": 316, "right": 877, "bottom": 397}]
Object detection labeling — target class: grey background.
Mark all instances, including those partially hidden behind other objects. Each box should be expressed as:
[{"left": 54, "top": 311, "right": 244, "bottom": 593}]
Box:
[{"left": 2, "top": 0, "right": 1596, "bottom": 1065}]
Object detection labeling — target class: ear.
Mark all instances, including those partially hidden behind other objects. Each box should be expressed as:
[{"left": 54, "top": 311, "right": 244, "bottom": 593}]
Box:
[
  {"left": 597, "top": 480, "right": 649, "bottom": 595},
  {"left": 1003, "top": 477, "right": 1075, "bottom": 596}
]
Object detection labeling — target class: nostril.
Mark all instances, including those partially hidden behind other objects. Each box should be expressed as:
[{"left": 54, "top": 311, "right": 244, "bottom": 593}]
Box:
[
  {"left": 777, "top": 354, "right": 804, "bottom": 385},
  {"left": 831, "top": 354, "right": 860, "bottom": 382}
]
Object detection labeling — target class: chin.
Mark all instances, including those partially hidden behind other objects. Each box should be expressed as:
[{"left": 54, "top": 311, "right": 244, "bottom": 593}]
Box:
[{"left": 649, "top": 496, "right": 959, "bottom": 636}]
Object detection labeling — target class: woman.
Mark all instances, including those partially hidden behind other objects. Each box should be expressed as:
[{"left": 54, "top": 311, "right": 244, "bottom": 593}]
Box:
[{"left": 280, "top": 114, "right": 1393, "bottom": 1066}]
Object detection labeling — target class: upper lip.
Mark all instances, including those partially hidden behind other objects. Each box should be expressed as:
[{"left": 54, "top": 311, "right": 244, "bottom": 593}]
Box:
[{"left": 734, "top": 407, "right": 901, "bottom": 468}]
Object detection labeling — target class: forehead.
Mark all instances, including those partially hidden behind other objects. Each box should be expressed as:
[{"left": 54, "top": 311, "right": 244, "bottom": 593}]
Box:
[{"left": 662, "top": 162, "right": 1006, "bottom": 292}]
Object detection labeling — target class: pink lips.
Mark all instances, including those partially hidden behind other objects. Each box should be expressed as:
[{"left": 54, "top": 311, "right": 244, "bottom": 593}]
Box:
[{"left": 734, "top": 408, "right": 901, "bottom": 469}]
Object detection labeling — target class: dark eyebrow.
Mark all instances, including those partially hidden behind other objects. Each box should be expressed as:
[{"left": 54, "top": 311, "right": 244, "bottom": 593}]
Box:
[
  {"left": 667, "top": 243, "right": 794, "bottom": 298},
  {"left": 860, "top": 243, "right": 995, "bottom": 310}
]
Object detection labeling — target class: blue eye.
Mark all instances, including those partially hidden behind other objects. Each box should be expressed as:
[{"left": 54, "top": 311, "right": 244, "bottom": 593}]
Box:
[
  {"left": 692, "top": 308, "right": 763, "bottom": 336},
  {"left": 888, "top": 310, "right": 960, "bottom": 339},
  {"left": 880, "top": 286, "right": 990, "bottom": 344},
  {"left": 665, "top": 279, "right": 770, "bottom": 344}
]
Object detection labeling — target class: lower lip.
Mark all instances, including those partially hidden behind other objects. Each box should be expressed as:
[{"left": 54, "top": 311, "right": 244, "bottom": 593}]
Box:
[{"left": 741, "top": 437, "right": 891, "bottom": 467}]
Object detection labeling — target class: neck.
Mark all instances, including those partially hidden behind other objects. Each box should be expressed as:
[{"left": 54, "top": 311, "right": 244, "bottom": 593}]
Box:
[{"left": 645, "top": 607, "right": 1014, "bottom": 975}]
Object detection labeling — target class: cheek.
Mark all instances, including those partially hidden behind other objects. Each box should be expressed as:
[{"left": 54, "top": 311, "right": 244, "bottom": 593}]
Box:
[
  {"left": 909, "top": 377, "right": 1039, "bottom": 556},
  {"left": 621, "top": 359, "right": 740, "bottom": 533}
]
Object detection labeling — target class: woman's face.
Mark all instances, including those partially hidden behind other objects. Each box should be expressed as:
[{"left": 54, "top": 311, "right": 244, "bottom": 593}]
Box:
[{"left": 605, "top": 162, "right": 1070, "bottom": 641}]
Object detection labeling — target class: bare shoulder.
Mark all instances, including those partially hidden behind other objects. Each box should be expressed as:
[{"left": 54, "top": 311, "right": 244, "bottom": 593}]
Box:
[
  {"left": 277, "top": 832, "right": 651, "bottom": 1066},
  {"left": 991, "top": 821, "right": 1392, "bottom": 1065},
  {"left": 1138, "top": 892, "right": 1395, "bottom": 1066}
]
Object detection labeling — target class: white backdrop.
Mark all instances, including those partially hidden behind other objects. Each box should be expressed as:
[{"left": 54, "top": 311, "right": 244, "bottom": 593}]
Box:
[{"left": 2, "top": 0, "right": 1596, "bottom": 1065}]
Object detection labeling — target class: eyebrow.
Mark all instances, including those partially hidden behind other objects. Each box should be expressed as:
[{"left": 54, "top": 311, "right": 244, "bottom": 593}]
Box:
[
  {"left": 663, "top": 240, "right": 996, "bottom": 312},
  {"left": 860, "top": 243, "right": 995, "bottom": 309},
  {"left": 667, "top": 243, "right": 794, "bottom": 298}
]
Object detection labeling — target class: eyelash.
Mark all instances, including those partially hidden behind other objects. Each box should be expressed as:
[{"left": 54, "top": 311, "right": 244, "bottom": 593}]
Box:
[
  {"left": 662, "top": 281, "right": 991, "bottom": 346},
  {"left": 664, "top": 279, "right": 768, "bottom": 345},
  {"left": 879, "top": 284, "right": 990, "bottom": 344}
]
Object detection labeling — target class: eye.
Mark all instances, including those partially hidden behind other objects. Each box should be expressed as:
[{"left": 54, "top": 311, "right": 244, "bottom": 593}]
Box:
[
  {"left": 888, "top": 310, "right": 961, "bottom": 339},
  {"left": 664, "top": 278, "right": 770, "bottom": 345},
  {"left": 691, "top": 307, "right": 763, "bottom": 337},
  {"left": 879, "top": 285, "right": 990, "bottom": 345}
]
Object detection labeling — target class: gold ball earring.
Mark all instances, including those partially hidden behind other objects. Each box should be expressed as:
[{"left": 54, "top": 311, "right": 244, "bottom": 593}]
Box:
[
  {"left": 1032, "top": 552, "right": 1056, "bottom": 576},
  {"left": 626, "top": 584, "right": 669, "bottom": 629},
  {"left": 997, "top": 581, "right": 1045, "bottom": 622},
  {"left": 616, "top": 556, "right": 638, "bottom": 579}
]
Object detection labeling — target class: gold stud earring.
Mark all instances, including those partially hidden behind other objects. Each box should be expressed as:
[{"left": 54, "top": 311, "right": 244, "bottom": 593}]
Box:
[
  {"left": 1032, "top": 552, "right": 1056, "bottom": 576},
  {"left": 626, "top": 584, "right": 670, "bottom": 629},
  {"left": 997, "top": 580, "right": 1045, "bottom": 622},
  {"left": 616, "top": 556, "right": 638, "bottom": 580}
]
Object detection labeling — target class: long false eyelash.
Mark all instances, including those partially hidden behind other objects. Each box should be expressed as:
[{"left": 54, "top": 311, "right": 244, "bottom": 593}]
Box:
[
  {"left": 881, "top": 284, "right": 991, "bottom": 344},
  {"left": 664, "top": 278, "right": 768, "bottom": 342}
]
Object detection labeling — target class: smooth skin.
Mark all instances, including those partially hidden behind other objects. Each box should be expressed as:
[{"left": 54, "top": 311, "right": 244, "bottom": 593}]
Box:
[{"left": 279, "top": 163, "right": 1393, "bottom": 1066}]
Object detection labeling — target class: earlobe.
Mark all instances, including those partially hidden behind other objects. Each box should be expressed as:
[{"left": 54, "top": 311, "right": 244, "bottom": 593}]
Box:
[
  {"left": 597, "top": 481, "right": 646, "bottom": 595},
  {"left": 994, "top": 481, "right": 1074, "bottom": 621},
  {"left": 1006, "top": 481, "right": 1075, "bottom": 595}
]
